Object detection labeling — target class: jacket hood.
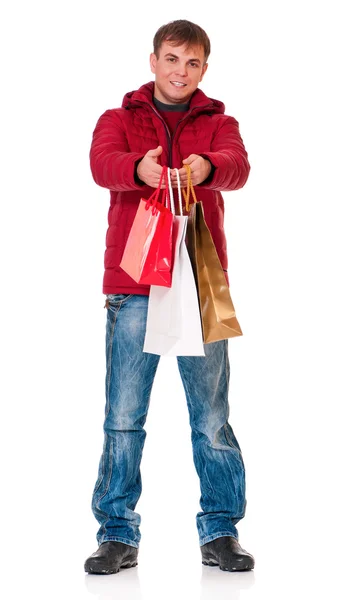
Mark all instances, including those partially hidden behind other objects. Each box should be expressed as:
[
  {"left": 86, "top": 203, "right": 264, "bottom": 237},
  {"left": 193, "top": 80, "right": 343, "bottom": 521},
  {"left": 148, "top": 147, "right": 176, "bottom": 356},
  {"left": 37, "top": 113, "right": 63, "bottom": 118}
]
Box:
[{"left": 122, "top": 81, "right": 225, "bottom": 115}]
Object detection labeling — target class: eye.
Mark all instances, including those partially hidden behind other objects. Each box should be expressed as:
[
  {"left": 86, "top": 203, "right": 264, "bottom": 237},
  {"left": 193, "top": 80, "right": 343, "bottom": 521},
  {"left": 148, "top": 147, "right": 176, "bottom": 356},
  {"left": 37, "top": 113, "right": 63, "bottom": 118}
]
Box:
[
  {"left": 167, "top": 57, "right": 176, "bottom": 62},
  {"left": 189, "top": 62, "right": 199, "bottom": 68}
]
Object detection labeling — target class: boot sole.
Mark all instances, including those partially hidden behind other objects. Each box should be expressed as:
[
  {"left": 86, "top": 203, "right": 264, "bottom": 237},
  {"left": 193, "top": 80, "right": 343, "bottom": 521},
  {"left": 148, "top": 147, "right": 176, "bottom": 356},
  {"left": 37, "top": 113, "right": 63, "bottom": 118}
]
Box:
[
  {"left": 202, "top": 559, "right": 254, "bottom": 571},
  {"left": 85, "top": 561, "right": 138, "bottom": 575}
]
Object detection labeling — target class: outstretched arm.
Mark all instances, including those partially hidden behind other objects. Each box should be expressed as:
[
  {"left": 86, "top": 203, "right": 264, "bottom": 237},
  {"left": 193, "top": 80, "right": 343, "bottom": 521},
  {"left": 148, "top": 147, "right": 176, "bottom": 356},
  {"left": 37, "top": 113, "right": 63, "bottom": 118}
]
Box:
[
  {"left": 89, "top": 109, "right": 162, "bottom": 192},
  {"left": 171, "top": 116, "right": 250, "bottom": 191}
]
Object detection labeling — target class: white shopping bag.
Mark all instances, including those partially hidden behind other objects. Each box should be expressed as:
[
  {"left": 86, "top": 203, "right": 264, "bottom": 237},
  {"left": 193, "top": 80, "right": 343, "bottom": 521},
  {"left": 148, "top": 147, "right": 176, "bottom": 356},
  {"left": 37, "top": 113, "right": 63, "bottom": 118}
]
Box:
[{"left": 143, "top": 169, "right": 205, "bottom": 357}]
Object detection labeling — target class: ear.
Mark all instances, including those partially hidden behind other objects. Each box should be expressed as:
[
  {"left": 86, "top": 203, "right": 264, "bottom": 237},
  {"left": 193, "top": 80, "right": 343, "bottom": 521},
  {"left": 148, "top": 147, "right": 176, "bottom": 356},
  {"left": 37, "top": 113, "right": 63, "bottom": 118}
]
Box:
[
  {"left": 199, "top": 62, "right": 208, "bottom": 83},
  {"left": 150, "top": 53, "right": 157, "bottom": 74}
]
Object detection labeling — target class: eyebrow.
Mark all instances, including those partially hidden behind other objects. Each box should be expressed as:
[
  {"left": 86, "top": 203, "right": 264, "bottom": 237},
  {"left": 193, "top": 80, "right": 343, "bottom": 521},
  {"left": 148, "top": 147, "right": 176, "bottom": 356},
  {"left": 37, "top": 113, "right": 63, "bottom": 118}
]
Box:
[{"left": 164, "top": 52, "right": 201, "bottom": 64}]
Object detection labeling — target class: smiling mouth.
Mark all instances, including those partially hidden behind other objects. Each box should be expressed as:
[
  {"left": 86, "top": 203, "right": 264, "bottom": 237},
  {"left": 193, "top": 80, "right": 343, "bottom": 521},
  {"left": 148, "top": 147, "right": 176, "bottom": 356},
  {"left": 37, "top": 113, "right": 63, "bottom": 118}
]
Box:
[{"left": 170, "top": 81, "right": 187, "bottom": 87}]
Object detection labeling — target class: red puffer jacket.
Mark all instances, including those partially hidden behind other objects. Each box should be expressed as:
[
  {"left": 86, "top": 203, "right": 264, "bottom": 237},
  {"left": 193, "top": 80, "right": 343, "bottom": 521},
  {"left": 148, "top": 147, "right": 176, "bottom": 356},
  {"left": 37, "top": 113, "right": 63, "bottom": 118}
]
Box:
[{"left": 90, "top": 81, "right": 250, "bottom": 295}]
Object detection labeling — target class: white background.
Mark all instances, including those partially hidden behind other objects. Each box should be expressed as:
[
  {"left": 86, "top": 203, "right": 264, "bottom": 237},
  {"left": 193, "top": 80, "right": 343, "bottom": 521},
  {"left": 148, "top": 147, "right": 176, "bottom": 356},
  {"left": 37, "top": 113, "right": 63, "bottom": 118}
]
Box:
[{"left": 1, "top": 1, "right": 348, "bottom": 599}]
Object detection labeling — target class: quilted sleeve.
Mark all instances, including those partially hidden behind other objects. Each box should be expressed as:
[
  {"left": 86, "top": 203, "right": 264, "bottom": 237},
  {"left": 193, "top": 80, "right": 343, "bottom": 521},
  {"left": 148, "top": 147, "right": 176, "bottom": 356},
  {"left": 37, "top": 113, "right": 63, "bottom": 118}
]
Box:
[
  {"left": 89, "top": 109, "right": 145, "bottom": 192},
  {"left": 199, "top": 116, "right": 251, "bottom": 191}
]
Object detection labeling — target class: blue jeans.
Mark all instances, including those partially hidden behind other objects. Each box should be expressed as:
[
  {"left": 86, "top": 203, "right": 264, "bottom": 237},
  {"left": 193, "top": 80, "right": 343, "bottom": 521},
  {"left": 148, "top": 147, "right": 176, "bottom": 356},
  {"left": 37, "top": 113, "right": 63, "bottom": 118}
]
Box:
[{"left": 91, "top": 294, "right": 246, "bottom": 548}]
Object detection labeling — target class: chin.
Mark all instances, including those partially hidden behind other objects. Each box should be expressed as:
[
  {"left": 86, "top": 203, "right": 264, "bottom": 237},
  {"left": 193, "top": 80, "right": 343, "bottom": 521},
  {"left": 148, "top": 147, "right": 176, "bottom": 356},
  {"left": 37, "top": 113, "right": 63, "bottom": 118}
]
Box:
[{"left": 168, "top": 89, "right": 191, "bottom": 102}]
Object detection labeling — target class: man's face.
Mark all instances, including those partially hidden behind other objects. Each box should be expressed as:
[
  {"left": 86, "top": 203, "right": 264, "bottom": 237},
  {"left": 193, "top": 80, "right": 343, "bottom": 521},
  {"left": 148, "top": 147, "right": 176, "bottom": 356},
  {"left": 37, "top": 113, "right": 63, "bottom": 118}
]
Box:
[{"left": 150, "top": 42, "right": 208, "bottom": 105}]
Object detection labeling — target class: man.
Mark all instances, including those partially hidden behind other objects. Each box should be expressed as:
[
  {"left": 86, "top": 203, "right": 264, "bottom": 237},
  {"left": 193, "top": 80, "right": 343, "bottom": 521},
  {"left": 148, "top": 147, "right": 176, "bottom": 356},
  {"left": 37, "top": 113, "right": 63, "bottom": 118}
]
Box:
[{"left": 85, "top": 19, "right": 254, "bottom": 575}]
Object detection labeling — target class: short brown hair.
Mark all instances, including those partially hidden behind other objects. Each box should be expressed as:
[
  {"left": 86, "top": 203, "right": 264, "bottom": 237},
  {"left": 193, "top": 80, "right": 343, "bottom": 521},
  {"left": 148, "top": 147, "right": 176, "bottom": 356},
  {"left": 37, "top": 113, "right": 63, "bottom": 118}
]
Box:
[{"left": 153, "top": 20, "right": 211, "bottom": 63}]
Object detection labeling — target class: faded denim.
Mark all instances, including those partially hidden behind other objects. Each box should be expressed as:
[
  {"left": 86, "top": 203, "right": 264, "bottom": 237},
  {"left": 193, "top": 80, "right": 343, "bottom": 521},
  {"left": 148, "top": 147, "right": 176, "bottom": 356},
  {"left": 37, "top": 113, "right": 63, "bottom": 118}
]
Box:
[{"left": 91, "top": 293, "right": 246, "bottom": 548}]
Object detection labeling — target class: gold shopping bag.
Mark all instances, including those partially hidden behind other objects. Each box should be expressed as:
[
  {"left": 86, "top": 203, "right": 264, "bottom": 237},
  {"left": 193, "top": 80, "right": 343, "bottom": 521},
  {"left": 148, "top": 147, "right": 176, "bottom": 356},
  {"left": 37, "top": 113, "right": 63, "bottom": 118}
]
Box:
[{"left": 183, "top": 165, "right": 243, "bottom": 344}]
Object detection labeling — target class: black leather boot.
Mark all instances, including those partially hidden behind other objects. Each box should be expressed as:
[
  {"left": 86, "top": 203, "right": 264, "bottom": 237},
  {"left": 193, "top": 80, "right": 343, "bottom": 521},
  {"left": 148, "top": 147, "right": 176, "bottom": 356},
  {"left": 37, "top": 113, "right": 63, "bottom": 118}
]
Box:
[
  {"left": 84, "top": 541, "right": 138, "bottom": 575},
  {"left": 201, "top": 536, "right": 255, "bottom": 571}
]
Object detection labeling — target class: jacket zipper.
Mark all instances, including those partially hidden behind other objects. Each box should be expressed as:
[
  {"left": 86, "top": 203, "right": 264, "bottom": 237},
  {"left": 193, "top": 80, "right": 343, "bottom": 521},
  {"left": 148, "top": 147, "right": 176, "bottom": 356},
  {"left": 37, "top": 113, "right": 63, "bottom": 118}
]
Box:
[
  {"left": 146, "top": 102, "right": 213, "bottom": 168},
  {"left": 147, "top": 104, "right": 173, "bottom": 166}
]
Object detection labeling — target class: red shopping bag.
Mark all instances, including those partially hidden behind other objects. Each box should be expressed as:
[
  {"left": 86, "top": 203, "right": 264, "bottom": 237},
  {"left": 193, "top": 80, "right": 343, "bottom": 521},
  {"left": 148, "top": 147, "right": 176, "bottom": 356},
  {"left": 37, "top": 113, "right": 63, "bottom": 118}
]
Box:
[{"left": 120, "top": 165, "right": 174, "bottom": 287}]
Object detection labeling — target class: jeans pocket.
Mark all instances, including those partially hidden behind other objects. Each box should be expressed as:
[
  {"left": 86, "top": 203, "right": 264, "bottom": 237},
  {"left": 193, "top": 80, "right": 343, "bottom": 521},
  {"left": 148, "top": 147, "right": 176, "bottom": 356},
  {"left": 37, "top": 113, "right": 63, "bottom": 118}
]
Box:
[{"left": 105, "top": 294, "right": 133, "bottom": 308}]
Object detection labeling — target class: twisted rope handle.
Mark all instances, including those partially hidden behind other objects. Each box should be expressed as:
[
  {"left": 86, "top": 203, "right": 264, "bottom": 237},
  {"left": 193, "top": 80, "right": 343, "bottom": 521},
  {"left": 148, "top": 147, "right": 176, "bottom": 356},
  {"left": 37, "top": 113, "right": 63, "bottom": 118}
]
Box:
[{"left": 182, "top": 164, "right": 198, "bottom": 212}]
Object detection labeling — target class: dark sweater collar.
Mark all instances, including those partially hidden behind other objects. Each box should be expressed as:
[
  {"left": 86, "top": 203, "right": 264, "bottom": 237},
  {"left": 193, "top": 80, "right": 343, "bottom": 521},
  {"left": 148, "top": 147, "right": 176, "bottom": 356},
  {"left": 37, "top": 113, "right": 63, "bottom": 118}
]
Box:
[{"left": 153, "top": 97, "right": 189, "bottom": 112}]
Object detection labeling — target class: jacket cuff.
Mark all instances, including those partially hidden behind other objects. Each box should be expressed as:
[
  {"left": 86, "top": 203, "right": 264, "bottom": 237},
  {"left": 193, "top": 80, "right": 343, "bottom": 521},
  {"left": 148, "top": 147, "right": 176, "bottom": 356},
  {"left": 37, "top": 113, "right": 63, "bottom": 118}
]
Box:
[
  {"left": 134, "top": 158, "right": 146, "bottom": 186},
  {"left": 198, "top": 156, "right": 216, "bottom": 186},
  {"left": 197, "top": 153, "right": 221, "bottom": 189}
]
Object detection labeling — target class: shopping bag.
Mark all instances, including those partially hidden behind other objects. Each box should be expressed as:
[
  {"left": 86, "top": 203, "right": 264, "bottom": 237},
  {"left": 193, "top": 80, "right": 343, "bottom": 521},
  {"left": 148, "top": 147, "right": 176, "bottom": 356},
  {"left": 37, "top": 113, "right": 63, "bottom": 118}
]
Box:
[
  {"left": 143, "top": 168, "right": 205, "bottom": 356},
  {"left": 183, "top": 165, "right": 243, "bottom": 344},
  {"left": 120, "top": 165, "right": 174, "bottom": 287}
]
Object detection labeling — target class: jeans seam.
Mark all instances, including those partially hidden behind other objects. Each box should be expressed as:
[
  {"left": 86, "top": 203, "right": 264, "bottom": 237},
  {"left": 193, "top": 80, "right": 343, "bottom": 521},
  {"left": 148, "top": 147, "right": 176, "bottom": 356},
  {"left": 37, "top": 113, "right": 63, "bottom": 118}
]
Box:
[
  {"left": 177, "top": 361, "right": 197, "bottom": 431},
  {"left": 224, "top": 339, "right": 230, "bottom": 418},
  {"left": 92, "top": 436, "right": 106, "bottom": 498},
  {"left": 141, "top": 357, "right": 159, "bottom": 423},
  {"left": 223, "top": 424, "right": 234, "bottom": 448},
  {"left": 105, "top": 303, "right": 121, "bottom": 421},
  {"left": 94, "top": 438, "right": 114, "bottom": 532}
]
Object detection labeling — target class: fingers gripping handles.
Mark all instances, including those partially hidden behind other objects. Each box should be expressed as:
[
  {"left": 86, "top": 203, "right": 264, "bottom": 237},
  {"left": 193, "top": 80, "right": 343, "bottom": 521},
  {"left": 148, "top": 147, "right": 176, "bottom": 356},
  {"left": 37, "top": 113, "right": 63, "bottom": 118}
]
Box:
[{"left": 144, "top": 164, "right": 197, "bottom": 215}]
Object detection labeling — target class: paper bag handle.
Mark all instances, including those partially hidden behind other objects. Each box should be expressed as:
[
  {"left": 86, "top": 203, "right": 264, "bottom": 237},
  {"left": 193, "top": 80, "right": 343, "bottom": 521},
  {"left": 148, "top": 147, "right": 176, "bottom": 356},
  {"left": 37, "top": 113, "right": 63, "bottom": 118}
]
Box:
[
  {"left": 166, "top": 167, "right": 176, "bottom": 214},
  {"left": 145, "top": 165, "right": 168, "bottom": 214},
  {"left": 182, "top": 164, "right": 198, "bottom": 212},
  {"left": 166, "top": 167, "right": 184, "bottom": 216},
  {"left": 173, "top": 168, "right": 183, "bottom": 216}
]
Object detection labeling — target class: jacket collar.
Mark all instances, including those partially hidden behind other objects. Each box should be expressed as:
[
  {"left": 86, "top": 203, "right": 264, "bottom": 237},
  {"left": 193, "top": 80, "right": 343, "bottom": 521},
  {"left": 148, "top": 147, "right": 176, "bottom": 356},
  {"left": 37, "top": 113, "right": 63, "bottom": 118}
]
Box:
[{"left": 122, "top": 81, "right": 225, "bottom": 115}]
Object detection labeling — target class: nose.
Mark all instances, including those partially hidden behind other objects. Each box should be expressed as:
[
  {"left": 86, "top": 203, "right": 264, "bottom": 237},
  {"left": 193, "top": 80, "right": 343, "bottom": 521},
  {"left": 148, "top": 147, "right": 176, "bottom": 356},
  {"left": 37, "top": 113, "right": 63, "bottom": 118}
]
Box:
[{"left": 175, "top": 62, "right": 188, "bottom": 78}]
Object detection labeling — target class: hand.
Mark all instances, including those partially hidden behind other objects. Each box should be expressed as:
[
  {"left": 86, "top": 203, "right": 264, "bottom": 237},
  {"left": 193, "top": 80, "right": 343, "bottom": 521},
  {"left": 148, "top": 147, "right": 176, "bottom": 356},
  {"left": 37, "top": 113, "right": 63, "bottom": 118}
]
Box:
[
  {"left": 170, "top": 154, "right": 212, "bottom": 187},
  {"left": 137, "top": 146, "right": 165, "bottom": 188}
]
